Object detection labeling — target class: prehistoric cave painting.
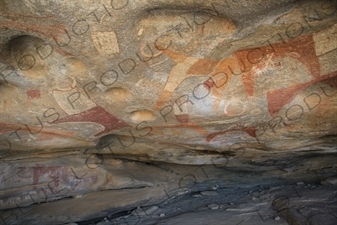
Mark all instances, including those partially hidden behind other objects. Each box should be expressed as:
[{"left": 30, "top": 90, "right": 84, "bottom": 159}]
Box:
[
  {"left": 223, "top": 99, "right": 245, "bottom": 116},
  {"left": 1, "top": 35, "right": 130, "bottom": 138},
  {"left": 173, "top": 103, "right": 190, "bottom": 123},
  {"left": 237, "top": 34, "right": 321, "bottom": 96},
  {"left": 266, "top": 24, "right": 337, "bottom": 117},
  {"left": 267, "top": 70, "right": 337, "bottom": 117},
  {"left": 153, "top": 50, "right": 199, "bottom": 110},
  {"left": 26, "top": 90, "right": 41, "bottom": 99},
  {"left": 32, "top": 165, "right": 68, "bottom": 185},
  {"left": 53, "top": 105, "right": 130, "bottom": 137},
  {"left": 91, "top": 31, "right": 120, "bottom": 56},
  {"left": 0, "top": 122, "right": 78, "bottom": 140},
  {"left": 322, "top": 74, "right": 337, "bottom": 90},
  {"left": 153, "top": 122, "right": 208, "bottom": 136},
  {"left": 49, "top": 59, "right": 130, "bottom": 137},
  {"left": 154, "top": 23, "right": 337, "bottom": 116},
  {"left": 206, "top": 127, "right": 257, "bottom": 143},
  {"left": 15, "top": 164, "right": 99, "bottom": 195}
]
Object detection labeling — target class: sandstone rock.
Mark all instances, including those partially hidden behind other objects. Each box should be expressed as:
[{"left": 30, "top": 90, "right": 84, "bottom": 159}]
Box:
[
  {"left": 321, "top": 177, "right": 337, "bottom": 186},
  {"left": 0, "top": 0, "right": 336, "bottom": 224},
  {"left": 208, "top": 203, "right": 220, "bottom": 210},
  {"left": 132, "top": 205, "right": 159, "bottom": 217},
  {"left": 201, "top": 191, "right": 218, "bottom": 196},
  {"left": 96, "top": 222, "right": 112, "bottom": 225}
]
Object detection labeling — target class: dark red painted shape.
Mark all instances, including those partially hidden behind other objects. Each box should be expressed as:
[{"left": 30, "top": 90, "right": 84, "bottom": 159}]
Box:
[
  {"left": 27, "top": 90, "right": 41, "bottom": 99},
  {"left": 237, "top": 34, "right": 321, "bottom": 97},
  {"left": 53, "top": 105, "right": 130, "bottom": 136},
  {"left": 175, "top": 114, "right": 189, "bottom": 123},
  {"left": 267, "top": 72, "right": 337, "bottom": 117}
]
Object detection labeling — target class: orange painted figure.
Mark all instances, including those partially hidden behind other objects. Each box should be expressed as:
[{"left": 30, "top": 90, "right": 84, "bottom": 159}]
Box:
[{"left": 153, "top": 23, "right": 337, "bottom": 118}]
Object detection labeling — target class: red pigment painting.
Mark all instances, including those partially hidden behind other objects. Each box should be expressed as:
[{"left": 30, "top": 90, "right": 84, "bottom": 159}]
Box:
[
  {"left": 27, "top": 90, "right": 41, "bottom": 99},
  {"left": 206, "top": 127, "right": 256, "bottom": 142},
  {"left": 53, "top": 105, "right": 130, "bottom": 136}
]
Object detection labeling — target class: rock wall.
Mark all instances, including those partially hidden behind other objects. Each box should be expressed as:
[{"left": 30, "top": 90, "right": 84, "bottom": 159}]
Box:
[{"left": 0, "top": 0, "right": 336, "bottom": 224}]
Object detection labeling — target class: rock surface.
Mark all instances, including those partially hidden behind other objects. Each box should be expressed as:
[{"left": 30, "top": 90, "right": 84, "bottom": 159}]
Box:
[{"left": 0, "top": 0, "right": 336, "bottom": 224}]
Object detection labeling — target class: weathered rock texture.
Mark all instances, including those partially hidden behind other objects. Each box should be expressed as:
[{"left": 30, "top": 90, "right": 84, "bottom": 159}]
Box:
[{"left": 0, "top": 0, "right": 336, "bottom": 224}]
